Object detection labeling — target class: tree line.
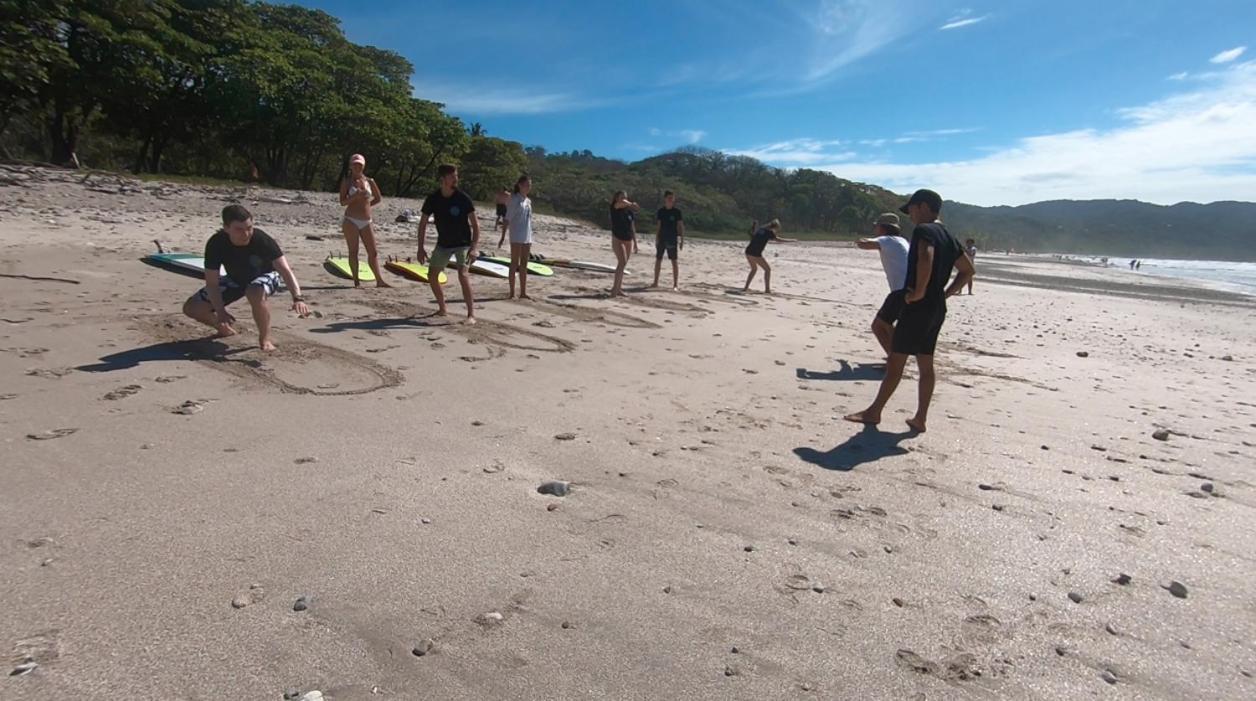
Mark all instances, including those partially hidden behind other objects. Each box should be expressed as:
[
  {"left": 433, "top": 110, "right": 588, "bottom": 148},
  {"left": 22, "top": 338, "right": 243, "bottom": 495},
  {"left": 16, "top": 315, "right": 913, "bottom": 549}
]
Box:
[{"left": 1, "top": 0, "right": 526, "bottom": 199}]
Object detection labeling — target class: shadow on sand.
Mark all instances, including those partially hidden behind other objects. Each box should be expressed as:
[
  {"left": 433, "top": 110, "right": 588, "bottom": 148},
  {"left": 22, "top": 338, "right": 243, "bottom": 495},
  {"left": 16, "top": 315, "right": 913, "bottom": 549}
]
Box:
[
  {"left": 77, "top": 337, "right": 244, "bottom": 373},
  {"left": 793, "top": 424, "right": 915, "bottom": 472},
  {"left": 796, "top": 360, "right": 884, "bottom": 382}
]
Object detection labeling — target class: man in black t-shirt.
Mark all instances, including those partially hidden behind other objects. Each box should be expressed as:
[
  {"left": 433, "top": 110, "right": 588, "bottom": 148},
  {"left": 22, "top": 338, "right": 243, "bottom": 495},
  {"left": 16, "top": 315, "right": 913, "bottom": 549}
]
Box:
[
  {"left": 844, "top": 189, "right": 975, "bottom": 433},
  {"left": 181, "top": 205, "right": 310, "bottom": 351},
  {"left": 418, "top": 164, "right": 481, "bottom": 322},
  {"left": 651, "top": 190, "right": 684, "bottom": 290}
]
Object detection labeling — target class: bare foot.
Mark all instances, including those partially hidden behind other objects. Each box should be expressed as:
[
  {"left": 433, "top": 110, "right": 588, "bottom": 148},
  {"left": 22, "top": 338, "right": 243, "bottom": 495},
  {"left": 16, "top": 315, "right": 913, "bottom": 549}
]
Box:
[
  {"left": 260, "top": 340, "right": 277, "bottom": 352},
  {"left": 843, "top": 410, "right": 880, "bottom": 425},
  {"left": 434, "top": 309, "right": 448, "bottom": 317},
  {"left": 214, "top": 324, "right": 238, "bottom": 338},
  {"left": 353, "top": 281, "right": 362, "bottom": 288},
  {"left": 906, "top": 418, "right": 927, "bottom": 433},
  {"left": 672, "top": 286, "right": 679, "bottom": 292},
  {"left": 648, "top": 283, "right": 659, "bottom": 289},
  {"left": 610, "top": 289, "right": 625, "bottom": 297},
  {"left": 464, "top": 316, "right": 477, "bottom": 325},
  {"left": 519, "top": 294, "right": 532, "bottom": 300},
  {"left": 376, "top": 280, "right": 392, "bottom": 288}
]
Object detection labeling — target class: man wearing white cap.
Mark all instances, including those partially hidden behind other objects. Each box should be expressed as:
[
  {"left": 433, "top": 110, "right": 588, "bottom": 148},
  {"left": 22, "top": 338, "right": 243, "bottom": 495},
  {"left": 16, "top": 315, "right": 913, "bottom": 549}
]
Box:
[{"left": 856, "top": 212, "right": 910, "bottom": 357}]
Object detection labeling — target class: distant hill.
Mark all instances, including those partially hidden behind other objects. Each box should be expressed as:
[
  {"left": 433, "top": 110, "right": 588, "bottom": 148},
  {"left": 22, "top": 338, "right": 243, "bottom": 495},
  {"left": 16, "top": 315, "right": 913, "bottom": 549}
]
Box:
[{"left": 525, "top": 147, "right": 1256, "bottom": 261}]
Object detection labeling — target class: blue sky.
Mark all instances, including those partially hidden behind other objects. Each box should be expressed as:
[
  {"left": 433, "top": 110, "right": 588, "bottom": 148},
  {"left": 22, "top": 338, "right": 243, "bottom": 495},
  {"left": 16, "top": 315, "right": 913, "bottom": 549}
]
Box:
[{"left": 300, "top": 0, "right": 1256, "bottom": 206}]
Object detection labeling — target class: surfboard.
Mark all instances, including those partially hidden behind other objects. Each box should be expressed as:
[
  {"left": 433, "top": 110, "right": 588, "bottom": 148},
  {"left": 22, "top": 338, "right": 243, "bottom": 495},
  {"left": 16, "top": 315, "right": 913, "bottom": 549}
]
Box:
[
  {"left": 480, "top": 256, "right": 554, "bottom": 277},
  {"left": 324, "top": 256, "right": 376, "bottom": 282},
  {"left": 537, "top": 257, "right": 620, "bottom": 274},
  {"left": 143, "top": 252, "right": 226, "bottom": 278},
  {"left": 385, "top": 260, "right": 448, "bottom": 285},
  {"left": 461, "top": 258, "right": 509, "bottom": 279}
]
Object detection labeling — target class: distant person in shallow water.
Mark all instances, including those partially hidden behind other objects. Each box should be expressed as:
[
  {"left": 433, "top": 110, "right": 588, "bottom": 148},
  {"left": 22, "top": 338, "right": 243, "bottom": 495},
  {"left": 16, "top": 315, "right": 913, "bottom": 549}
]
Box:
[
  {"left": 338, "top": 154, "right": 388, "bottom": 288},
  {"left": 856, "top": 213, "right": 910, "bottom": 357},
  {"left": 965, "top": 238, "right": 977, "bottom": 294},
  {"left": 609, "top": 190, "right": 641, "bottom": 296},
  {"left": 182, "top": 204, "right": 309, "bottom": 352},
  {"left": 845, "top": 189, "right": 975, "bottom": 433},
  {"left": 743, "top": 219, "right": 796, "bottom": 293}
]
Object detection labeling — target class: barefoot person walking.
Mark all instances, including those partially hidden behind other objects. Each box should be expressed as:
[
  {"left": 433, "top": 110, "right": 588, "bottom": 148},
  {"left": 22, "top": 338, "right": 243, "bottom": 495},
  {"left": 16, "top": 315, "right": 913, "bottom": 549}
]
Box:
[
  {"left": 494, "top": 188, "right": 510, "bottom": 246},
  {"left": 844, "top": 189, "right": 974, "bottom": 433},
  {"left": 609, "top": 190, "right": 640, "bottom": 296},
  {"left": 338, "top": 154, "right": 388, "bottom": 287},
  {"left": 182, "top": 205, "right": 309, "bottom": 351},
  {"left": 417, "top": 164, "right": 481, "bottom": 323},
  {"left": 652, "top": 190, "right": 684, "bottom": 290},
  {"left": 743, "top": 219, "right": 795, "bottom": 293},
  {"left": 503, "top": 174, "right": 534, "bottom": 299},
  {"left": 855, "top": 213, "right": 910, "bottom": 357}
]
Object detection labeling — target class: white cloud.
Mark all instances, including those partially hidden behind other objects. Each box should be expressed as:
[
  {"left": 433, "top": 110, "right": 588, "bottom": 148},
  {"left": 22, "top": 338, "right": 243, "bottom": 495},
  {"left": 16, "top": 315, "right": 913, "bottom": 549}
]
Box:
[
  {"left": 727, "top": 138, "right": 856, "bottom": 165},
  {"left": 1167, "top": 71, "right": 1189, "bottom": 81},
  {"left": 1210, "top": 46, "right": 1246, "bottom": 64},
  {"left": 679, "top": 129, "right": 707, "bottom": 144},
  {"left": 939, "top": 15, "right": 988, "bottom": 31},
  {"left": 812, "top": 61, "right": 1256, "bottom": 205},
  {"left": 416, "top": 82, "right": 601, "bottom": 115}
]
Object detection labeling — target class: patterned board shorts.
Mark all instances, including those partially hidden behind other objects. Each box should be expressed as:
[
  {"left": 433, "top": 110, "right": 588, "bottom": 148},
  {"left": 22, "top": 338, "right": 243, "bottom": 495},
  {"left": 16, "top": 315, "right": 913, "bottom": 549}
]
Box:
[{"left": 195, "top": 271, "right": 282, "bottom": 306}]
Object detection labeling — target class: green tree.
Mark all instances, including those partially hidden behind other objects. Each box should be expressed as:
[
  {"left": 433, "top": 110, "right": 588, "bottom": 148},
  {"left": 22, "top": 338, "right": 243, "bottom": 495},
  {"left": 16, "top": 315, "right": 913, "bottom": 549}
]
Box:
[{"left": 458, "top": 135, "right": 526, "bottom": 200}]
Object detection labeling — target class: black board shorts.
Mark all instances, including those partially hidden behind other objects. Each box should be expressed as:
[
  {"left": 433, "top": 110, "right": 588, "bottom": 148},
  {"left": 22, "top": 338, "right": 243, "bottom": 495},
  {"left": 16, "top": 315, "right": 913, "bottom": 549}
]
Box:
[
  {"left": 656, "top": 237, "right": 678, "bottom": 260},
  {"left": 875, "top": 289, "right": 907, "bottom": 324},
  {"left": 495, "top": 204, "right": 507, "bottom": 221},
  {"left": 891, "top": 302, "right": 946, "bottom": 356}
]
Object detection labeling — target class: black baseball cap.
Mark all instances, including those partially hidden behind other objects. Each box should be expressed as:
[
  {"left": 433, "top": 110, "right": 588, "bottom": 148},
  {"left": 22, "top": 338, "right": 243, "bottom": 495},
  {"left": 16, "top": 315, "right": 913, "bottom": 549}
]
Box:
[{"left": 899, "top": 188, "right": 943, "bottom": 214}]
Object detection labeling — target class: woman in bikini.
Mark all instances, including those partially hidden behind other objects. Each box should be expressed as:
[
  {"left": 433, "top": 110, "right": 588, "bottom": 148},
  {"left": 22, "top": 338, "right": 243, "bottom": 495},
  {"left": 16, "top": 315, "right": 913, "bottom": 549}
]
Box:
[
  {"left": 338, "top": 153, "right": 388, "bottom": 287},
  {"left": 609, "top": 190, "right": 640, "bottom": 296}
]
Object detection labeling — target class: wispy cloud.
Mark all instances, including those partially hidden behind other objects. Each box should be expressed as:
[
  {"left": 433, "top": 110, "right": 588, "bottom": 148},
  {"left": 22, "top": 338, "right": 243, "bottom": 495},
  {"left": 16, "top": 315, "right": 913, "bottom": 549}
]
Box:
[
  {"left": 939, "top": 15, "right": 988, "bottom": 31},
  {"left": 416, "top": 82, "right": 603, "bottom": 115},
  {"left": 797, "top": 1, "right": 923, "bottom": 85},
  {"left": 727, "top": 138, "right": 856, "bottom": 165},
  {"left": 1211, "top": 46, "right": 1247, "bottom": 64},
  {"left": 648, "top": 128, "right": 707, "bottom": 145},
  {"left": 811, "top": 60, "right": 1256, "bottom": 205},
  {"left": 1167, "top": 71, "right": 1190, "bottom": 81}
]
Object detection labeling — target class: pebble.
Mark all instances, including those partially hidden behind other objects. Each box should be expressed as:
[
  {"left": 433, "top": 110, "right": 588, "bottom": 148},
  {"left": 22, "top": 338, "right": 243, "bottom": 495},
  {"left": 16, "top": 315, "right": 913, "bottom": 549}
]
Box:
[
  {"left": 483, "top": 460, "right": 505, "bottom": 474},
  {"left": 537, "top": 480, "right": 570, "bottom": 497},
  {"left": 1076, "top": 351, "right": 1089, "bottom": 358},
  {"left": 283, "top": 689, "right": 301, "bottom": 700},
  {"left": 294, "top": 457, "right": 317, "bottom": 464},
  {"left": 561, "top": 621, "right": 571, "bottom": 629},
  {"left": 412, "top": 638, "right": 435, "bottom": 657},
  {"left": 743, "top": 545, "right": 755, "bottom": 552},
  {"left": 1054, "top": 646, "right": 1067, "bottom": 657},
  {"left": 811, "top": 584, "right": 826, "bottom": 594},
  {"left": 892, "top": 597, "right": 905, "bottom": 607},
  {"left": 554, "top": 432, "right": 577, "bottom": 441},
  {"left": 546, "top": 503, "right": 559, "bottom": 512},
  {"left": 731, "top": 646, "right": 740, "bottom": 654},
  {"left": 1100, "top": 669, "right": 1118, "bottom": 685},
  {"left": 977, "top": 483, "right": 995, "bottom": 491},
  {"left": 1166, "top": 581, "right": 1188, "bottom": 599},
  {"left": 663, "top": 585, "right": 673, "bottom": 594},
  {"left": 1201, "top": 482, "right": 1214, "bottom": 493},
  {"left": 299, "top": 692, "right": 324, "bottom": 701},
  {"left": 1152, "top": 429, "right": 1170, "bottom": 441},
  {"left": 293, "top": 596, "right": 309, "bottom": 612},
  {"left": 1067, "top": 591, "right": 1084, "bottom": 604},
  {"left": 477, "top": 611, "right": 504, "bottom": 626},
  {"left": 231, "top": 595, "right": 252, "bottom": 609},
  {"left": 1112, "top": 573, "right": 1132, "bottom": 586},
  {"left": 724, "top": 664, "right": 739, "bottom": 677},
  {"left": 10, "top": 660, "right": 37, "bottom": 676},
  {"left": 1105, "top": 622, "right": 1119, "bottom": 636}
]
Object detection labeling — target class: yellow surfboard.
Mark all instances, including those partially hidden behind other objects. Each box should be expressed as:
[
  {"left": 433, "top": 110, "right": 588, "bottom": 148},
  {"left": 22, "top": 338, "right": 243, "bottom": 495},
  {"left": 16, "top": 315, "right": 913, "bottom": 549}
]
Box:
[
  {"left": 324, "top": 256, "right": 376, "bottom": 282},
  {"left": 385, "top": 260, "right": 448, "bottom": 285}
]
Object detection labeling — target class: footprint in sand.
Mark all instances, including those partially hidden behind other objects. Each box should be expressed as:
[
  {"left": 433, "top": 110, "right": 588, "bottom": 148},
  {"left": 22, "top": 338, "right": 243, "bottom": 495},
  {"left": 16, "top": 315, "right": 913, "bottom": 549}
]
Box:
[
  {"left": 26, "top": 428, "right": 78, "bottom": 441},
  {"left": 102, "top": 384, "right": 142, "bottom": 400}
]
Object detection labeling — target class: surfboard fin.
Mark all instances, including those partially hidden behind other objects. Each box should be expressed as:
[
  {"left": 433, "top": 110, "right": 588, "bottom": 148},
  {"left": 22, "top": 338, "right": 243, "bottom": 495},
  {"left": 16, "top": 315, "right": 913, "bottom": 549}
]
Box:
[{"left": 152, "top": 239, "right": 165, "bottom": 253}]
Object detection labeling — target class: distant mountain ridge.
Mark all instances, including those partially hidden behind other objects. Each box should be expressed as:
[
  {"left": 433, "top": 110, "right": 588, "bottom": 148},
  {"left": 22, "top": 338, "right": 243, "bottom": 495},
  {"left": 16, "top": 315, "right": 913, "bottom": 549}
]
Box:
[{"left": 525, "top": 147, "right": 1256, "bottom": 261}]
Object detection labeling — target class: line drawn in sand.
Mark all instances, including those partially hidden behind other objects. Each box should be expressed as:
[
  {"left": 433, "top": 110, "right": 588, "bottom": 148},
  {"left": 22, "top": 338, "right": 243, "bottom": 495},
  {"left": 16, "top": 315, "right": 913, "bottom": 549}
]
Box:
[{"left": 353, "top": 298, "right": 577, "bottom": 354}]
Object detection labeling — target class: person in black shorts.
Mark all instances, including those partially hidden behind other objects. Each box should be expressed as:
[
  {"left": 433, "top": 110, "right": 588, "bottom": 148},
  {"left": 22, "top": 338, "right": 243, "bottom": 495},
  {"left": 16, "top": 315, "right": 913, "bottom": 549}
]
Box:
[
  {"left": 181, "top": 204, "right": 310, "bottom": 352},
  {"left": 743, "top": 218, "right": 795, "bottom": 293},
  {"left": 494, "top": 189, "right": 510, "bottom": 245},
  {"left": 651, "top": 190, "right": 685, "bottom": 290},
  {"left": 856, "top": 213, "right": 911, "bottom": 357},
  {"left": 844, "top": 189, "right": 975, "bottom": 433},
  {"left": 609, "top": 190, "right": 640, "bottom": 296}
]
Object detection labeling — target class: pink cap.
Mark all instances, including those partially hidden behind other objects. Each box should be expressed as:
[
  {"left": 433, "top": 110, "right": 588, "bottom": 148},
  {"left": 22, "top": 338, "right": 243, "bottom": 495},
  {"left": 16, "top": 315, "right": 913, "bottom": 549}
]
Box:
[{"left": 349, "top": 153, "right": 366, "bottom": 165}]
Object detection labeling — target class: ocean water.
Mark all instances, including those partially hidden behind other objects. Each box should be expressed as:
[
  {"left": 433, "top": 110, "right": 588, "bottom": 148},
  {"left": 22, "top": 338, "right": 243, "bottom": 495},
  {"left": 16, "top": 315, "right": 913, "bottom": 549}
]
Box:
[{"left": 1073, "top": 256, "right": 1256, "bottom": 295}]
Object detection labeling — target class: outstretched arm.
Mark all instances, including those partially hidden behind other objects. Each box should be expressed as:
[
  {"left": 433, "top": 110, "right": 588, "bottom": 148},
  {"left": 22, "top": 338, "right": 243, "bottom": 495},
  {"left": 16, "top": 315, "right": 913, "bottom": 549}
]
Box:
[{"left": 856, "top": 238, "right": 882, "bottom": 250}]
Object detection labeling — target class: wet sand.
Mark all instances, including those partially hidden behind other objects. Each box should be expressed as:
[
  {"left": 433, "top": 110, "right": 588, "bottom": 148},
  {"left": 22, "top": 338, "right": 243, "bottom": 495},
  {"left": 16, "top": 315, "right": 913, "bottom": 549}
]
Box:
[{"left": 2, "top": 166, "right": 1255, "bottom": 700}]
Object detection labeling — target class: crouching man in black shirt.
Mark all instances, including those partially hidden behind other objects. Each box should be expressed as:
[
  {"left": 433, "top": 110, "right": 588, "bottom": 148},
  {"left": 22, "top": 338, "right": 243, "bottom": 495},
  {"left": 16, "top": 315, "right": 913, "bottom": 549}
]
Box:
[
  {"left": 182, "top": 204, "right": 310, "bottom": 352},
  {"left": 844, "top": 189, "right": 974, "bottom": 433}
]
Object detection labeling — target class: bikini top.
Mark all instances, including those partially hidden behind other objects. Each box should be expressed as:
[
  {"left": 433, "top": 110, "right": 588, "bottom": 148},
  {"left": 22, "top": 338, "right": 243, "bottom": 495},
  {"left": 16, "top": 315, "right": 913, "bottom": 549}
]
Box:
[{"left": 348, "top": 179, "right": 372, "bottom": 199}]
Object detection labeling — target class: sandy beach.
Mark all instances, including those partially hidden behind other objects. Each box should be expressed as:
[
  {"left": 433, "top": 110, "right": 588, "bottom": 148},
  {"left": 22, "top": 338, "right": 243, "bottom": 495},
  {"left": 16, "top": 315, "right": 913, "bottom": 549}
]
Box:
[{"left": 2, "top": 166, "right": 1255, "bottom": 700}]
